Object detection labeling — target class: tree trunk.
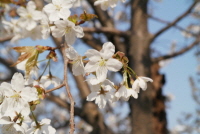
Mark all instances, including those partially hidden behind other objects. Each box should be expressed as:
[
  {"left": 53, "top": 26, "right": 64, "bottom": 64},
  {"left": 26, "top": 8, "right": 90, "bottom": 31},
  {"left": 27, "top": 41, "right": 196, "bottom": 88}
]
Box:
[{"left": 128, "top": 0, "right": 167, "bottom": 134}]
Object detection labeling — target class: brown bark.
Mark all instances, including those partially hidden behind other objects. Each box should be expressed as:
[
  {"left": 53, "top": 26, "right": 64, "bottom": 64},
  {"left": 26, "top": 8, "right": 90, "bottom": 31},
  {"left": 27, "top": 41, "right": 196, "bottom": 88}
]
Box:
[
  {"left": 151, "top": 63, "right": 167, "bottom": 134},
  {"left": 128, "top": 0, "right": 167, "bottom": 134}
]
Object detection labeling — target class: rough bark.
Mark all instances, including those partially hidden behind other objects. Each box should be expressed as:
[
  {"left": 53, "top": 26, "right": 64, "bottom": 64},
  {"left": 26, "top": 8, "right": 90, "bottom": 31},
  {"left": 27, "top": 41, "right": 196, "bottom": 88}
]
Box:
[{"left": 128, "top": 0, "right": 167, "bottom": 134}]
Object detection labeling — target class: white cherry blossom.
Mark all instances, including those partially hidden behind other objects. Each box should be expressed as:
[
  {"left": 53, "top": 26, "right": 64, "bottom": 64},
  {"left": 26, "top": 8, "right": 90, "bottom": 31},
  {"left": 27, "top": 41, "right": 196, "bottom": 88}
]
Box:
[
  {"left": 26, "top": 118, "right": 56, "bottom": 134},
  {"left": 0, "top": 73, "right": 38, "bottom": 117},
  {"left": 87, "top": 79, "right": 116, "bottom": 108},
  {"left": 52, "top": 19, "right": 84, "bottom": 45},
  {"left": 66, "top": 46, "right": 85, "bottom": 76},
  {"left": 85, "top": 42, "right": 123, "bottom": 83},
  {"left": 115, "top": 85, "right": 136, "bottom": 100},
  {"left": 95, "top": 0, "right": 120, "bottom": 10},
  {"left": 40, "top": 75, "right": 61, "bottom": 88},
  {"left": 40, "top": 13, "right": 51, "bottom": 39},
  {"left": 24, "top": 26, "right": 43, "bottom": 40},
  {"left": 0, "top": 116, "right": 28, "bottom": 134},
  {"left": 2, "top": 19, "right": 24, "bottom": 43},
  {"left": 132, "top": 76, "right": 153, "bottom": 93},
  {"left": 43, "top": 0, "right": 72, "bottom": 21},
  {"left": 17, "top": 1, "right": 42, "bottom": 31}
]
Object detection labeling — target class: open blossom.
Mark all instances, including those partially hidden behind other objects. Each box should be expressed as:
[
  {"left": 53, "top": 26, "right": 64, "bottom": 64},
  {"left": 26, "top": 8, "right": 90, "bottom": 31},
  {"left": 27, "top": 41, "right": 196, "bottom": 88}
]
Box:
[
  {"left": 87, "top": 79, "right": 116, "bottom": 108},
  {"left": 94, "top": 0, "right": 125, "bottom": 10},
  {"left": 66, "top": 46, "right": 85, "bottom": 76},
  {"left": 115, "top": 85, "right": 138, "bottom": 101},
  {"left": 40, "top": 75, "right": 61, "bottom": 88},
  {"left": 17, "top": 1, "right": 42, "bottom": 31},
  {"left": 0, "top": 73, "right": 38, "bottom": 117},
  {"left": 52, "top": 19, "right": 84, "bottom": 45},
  {"left": 40, "top": 13, "right": 51, "bottom": 39},
  {"left": 26, "top": 118, "right": 56, "bottom": 134},
  {"left": 43, "top": 0, "right": 72, "bottom": 21},
  {"left": 94, "top": 0, "right": 117, "bottom": 10},
  {"left": 0, "top": 116, "right": 28, "bottom": 134},
  {"left": 2, "top": 19, "right": 24, "bottom": 43},
  {"left": 132, "top": 76, "right": 153, "bottom": 93},
  {"left": 85, "top": 42, "right": 123, "bottom": 83},
  {"left": 24, "top": 25, "right": 43, "bottom": 40}
]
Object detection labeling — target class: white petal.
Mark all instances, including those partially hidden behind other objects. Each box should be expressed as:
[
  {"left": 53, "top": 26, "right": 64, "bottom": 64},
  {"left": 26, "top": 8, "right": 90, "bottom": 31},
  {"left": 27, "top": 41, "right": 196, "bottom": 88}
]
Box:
[
  {"left": 73, "top": 26, "right": 84, "bottom": 38},
  {"left": 52, "top": 28, "right": 65, "bottom": 38},
  {"left": 72, "top": 60, "right": 85, "bottom": 76},
  {"left": 20, "top": 87, "right": 38, "bottom": 102},
  {"left": 59, "top": 8, "right": 71, "bottom": 19},
  {"left": 140, "top": 76, "right": 153, "bottom": 82},
  {"left": 41, "top": 118, "right": 51, "bottom": 124},
  {"left": 87, "top": 92, "right": 98, "bottom": 101},
  {"left": 85, "top": 61, "right": 98, "bottom": 73},
  {"left": 132, "top": 80, "right": 140, "bottom": 93},
  {"left": 106, "top": 58, "right": 123, "bottom": 72},
  {"left": 138, "top": 77, "right": 147, "bottom": 90},
  {"left": 65, "top": 31, "right": 76, "bottom": 45},
  {"left": 100, "top": 42, "right": 115, "bottom": 59},
  {"left": 49, "top": 12, "right": 60, "bottom": 21},
  {"left": 43, "top": 4, "right": 56, "bottom": 14},
  {"left": 96, "top": 95, "right": 106, "bottom": 108},
  {"left": 26, "top": 1, "right": 36, "bottom": 12},
  {"left": 96, "top": 66, "right": 108, "bottom": 83},
  {"left": 26, "top": 20, "right": 37, "bottom": 31},
  {"left": 11, "top": 73, "right": 24, "bottom": 92},
  {"left": 85, "top": 49, "right": 101, "bottom": 62},
  {"left": 54, "top": 20, "right": 67, "bottom": 28},
  {"left": 32, "top": 11, "right": 43, "bottom": 20},
  {"left": 17, "top": 7, "right": 27, "bottom": 17},
  {"left": 66, "top": 46, "right": 79, "bottom": 60}
]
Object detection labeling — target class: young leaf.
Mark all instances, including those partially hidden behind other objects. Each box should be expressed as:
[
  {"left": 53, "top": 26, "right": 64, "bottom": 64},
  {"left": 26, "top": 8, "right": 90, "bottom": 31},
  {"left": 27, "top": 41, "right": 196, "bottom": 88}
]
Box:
[
  {"left": 25, "top": 50, "right": 39, "bottom": 76},
  {"left": 80, "top": 11, "right": 98, "bottom": 21}
]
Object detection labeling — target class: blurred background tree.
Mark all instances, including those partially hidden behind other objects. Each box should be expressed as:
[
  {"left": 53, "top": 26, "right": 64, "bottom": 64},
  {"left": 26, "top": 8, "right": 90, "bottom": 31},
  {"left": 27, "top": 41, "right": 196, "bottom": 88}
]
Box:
[{"left": 0, "top": 0, "right": 200, "bottom": 134}]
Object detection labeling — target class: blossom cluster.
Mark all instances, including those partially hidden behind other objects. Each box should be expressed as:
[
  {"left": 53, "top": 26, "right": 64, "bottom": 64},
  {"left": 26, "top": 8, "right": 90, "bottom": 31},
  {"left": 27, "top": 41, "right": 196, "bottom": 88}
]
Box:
[
  {"left": 0, "top": 0, "right": 153, "bottom": 133},
  {"left": 66, "top": 42, "right": 153, "bottom": 108},
  {"left": 0, "top": 73, "right": 56, "bottom": 134}
]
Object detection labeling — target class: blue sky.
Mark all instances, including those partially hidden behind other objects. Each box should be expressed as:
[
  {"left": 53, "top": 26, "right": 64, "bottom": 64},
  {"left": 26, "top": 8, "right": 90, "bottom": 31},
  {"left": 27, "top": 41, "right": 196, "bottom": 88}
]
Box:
[{"left": 149, "top": 0, "right": 198, "bottom": 130}]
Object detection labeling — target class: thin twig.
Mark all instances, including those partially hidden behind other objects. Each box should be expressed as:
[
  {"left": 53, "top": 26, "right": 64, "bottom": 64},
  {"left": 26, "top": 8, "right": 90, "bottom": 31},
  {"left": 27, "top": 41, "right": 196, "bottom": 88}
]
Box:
[
  {"left": 0, "top": 36, "right": 13, "bottom": 43},
  {"left": 149, "top": 15, "right": 199, "bottom": 37},
  {"left": 45, "top": 83, "right": 65, "bottom": 94},
  {"left": 83, "top": 27, "right": 130, "bottom": 37},
  {"left": 151, "top": 1, "right": 198, "bottom": 42},
  {"left": 61, "top": 44, "right": 75, "bottom": 134},
  {"left": 152, "top": 37, "right": 200, "bottom": 63}
]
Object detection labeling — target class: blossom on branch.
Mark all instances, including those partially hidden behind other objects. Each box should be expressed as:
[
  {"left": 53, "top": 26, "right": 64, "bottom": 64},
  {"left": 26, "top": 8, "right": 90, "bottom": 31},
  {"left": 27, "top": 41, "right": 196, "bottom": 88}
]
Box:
[
  {"left": 43, "top": 0, "right": 72, "bottom": 21},
  {"left": 85, "top": 42, "right": 123, "bottom": 83},
  {"left": 87, "top": 79, "right": 116, "bottom": 108},
  {"left": 17, "top": 1, "right": 42, "bottom": 31},
  {"left": 132, "top": 76, "right": 153, "bottom": 93},
  {"left": 26, "top": 118, "right": 56, "bottom": 134},
  {"left": 66, "top": 46, "right": 85, "bottom": 76},
  {"left": 0, "top": 73, "right": 38, "bottom": 117},
  {"left": 52, "top": 19, "right": 84, "bottom": 45}
]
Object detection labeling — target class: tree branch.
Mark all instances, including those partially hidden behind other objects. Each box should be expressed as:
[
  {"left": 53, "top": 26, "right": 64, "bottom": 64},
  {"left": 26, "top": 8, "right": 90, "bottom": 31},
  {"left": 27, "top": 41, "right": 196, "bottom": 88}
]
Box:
[
  {"left": 82, "top": 33, "right": 102, "bottom": 51},
  {"left": 83, "top": 27, "right": 130, "bottom": 37},
  {"left": 45, "top": 83, "right": 65, "bottom": 94},
  {"left": 61, "top": 44, "right": 75, "bottom": 134},
  {"left": 0, "top": 57, "right": 18, "bottom": 81},
  {"left": 149, "top": 15, "right": 199, "bottom": 37},
  {"left": 0, "top": 36, "right": 13, "bottom": 43},
  {"left": 152, "top": 38, "right": 200, "bottom": 63},
  {"left": 87, "top": 0, "right": 113, "bottom": 27},
  {"left": 151, "top": 1, "right": 198, "bottom": 42}
]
